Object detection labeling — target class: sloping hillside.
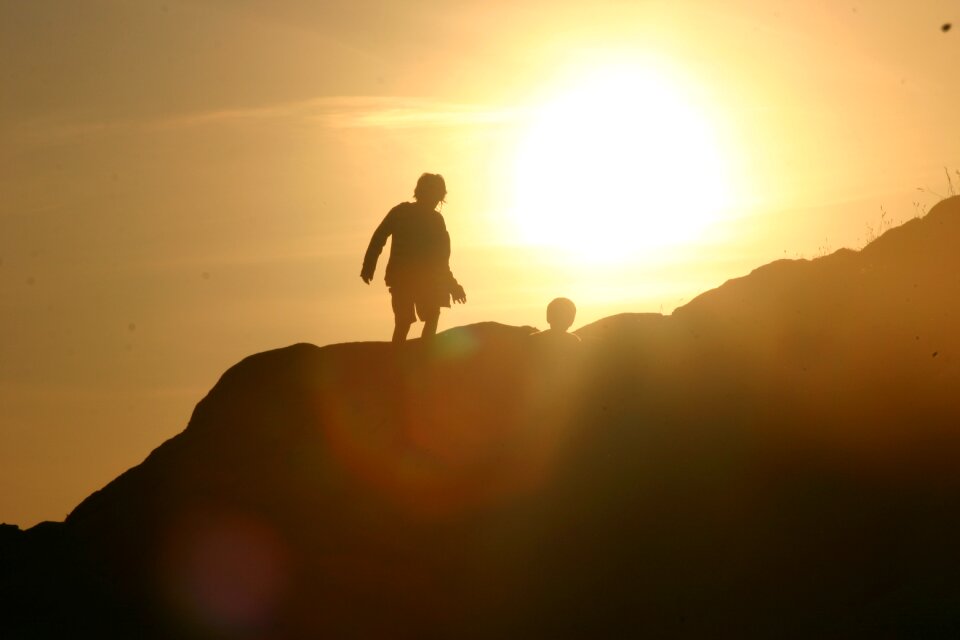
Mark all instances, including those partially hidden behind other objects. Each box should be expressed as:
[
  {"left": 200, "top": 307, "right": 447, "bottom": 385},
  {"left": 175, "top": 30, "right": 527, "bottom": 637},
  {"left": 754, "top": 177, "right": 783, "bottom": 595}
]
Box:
[{"left": 3, "top": 198, "right": 960, "bottom": 638}]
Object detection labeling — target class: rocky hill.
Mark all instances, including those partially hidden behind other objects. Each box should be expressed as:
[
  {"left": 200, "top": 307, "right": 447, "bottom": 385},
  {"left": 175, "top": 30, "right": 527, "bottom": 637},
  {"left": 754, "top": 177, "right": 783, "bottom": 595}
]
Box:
[{"left": 3, "top": 198, "right": 960, "bottom": 638}]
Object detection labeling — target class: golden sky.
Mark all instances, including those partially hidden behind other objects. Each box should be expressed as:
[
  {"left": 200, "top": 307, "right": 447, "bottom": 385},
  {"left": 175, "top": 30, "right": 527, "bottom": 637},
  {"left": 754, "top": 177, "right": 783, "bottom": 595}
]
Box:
[{"left": 2, "top": 0, "right": 958, "bottom": 526}]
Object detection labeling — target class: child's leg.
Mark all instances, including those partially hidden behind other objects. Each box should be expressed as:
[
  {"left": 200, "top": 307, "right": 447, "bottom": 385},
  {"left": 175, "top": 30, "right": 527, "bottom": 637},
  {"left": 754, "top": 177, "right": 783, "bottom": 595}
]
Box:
[
  {"left": 390, "top": 288, "right": 416, "bottom": 343},
  {"left": 392, "top": 320, "right": 412, "bottom": 343},
  {"left": 420, "top": 307, "right": 440, "bottom": 338}
]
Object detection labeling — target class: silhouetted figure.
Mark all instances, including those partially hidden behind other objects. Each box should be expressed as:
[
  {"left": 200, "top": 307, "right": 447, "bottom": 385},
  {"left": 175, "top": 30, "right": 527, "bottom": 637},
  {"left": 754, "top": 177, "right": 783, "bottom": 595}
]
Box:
[
  {"left": 361, "top": 173, "right": 467, "bottom": 342},
  {"left": 531, "top": 297, "right": 582, "bottom": 348},
  {"left": 526, "top": 297, "right": 582, "bottom": 445}
]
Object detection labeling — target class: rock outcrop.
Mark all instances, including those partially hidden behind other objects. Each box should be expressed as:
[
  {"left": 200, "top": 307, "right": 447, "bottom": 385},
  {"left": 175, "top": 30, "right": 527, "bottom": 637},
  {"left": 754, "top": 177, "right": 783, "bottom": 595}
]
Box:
[{"left": 3, "top": 198, "right": 960, "bottom": 638}]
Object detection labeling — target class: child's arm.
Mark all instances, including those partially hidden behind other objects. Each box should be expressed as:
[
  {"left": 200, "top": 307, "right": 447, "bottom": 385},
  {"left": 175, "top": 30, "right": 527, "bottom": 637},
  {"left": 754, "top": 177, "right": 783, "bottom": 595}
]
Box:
[
  {"left": 438, "top": 219, "right": 466, "bottom": 303},
  {"left": 451, "top": 282, "right": 467, "bottom": 304},
  {"left": 361, "top": 209, "right": 395, "bottom": 283}
]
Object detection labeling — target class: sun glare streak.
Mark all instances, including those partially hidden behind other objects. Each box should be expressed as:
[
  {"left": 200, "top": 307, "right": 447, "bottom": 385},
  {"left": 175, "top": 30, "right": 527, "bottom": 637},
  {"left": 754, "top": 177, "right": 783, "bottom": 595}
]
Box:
[{"left": 511, "top": 64, "right": 735, "bottom": 264}]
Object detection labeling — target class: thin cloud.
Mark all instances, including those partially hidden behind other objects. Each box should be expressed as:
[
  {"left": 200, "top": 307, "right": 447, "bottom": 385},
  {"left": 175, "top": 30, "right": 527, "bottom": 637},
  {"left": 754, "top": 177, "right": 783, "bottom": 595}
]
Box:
[
  {"left": 4, "top": 96, "right": 524, "bottom": 147},
  {"left": 162, "top": 95, "right": 523, "bottom": 130},
  {"left": 317, "top": 98, "right": 524, "bottom": 129},
  {"left": 127, "top": 230, "right": 366, "bottom": 275}
]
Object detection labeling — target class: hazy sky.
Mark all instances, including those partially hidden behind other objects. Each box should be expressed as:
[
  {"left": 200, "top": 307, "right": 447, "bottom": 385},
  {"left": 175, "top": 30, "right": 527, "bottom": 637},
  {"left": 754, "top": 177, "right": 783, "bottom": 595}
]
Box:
[{"left": 2, "top": 0, "right": 958, "bottom": 526}]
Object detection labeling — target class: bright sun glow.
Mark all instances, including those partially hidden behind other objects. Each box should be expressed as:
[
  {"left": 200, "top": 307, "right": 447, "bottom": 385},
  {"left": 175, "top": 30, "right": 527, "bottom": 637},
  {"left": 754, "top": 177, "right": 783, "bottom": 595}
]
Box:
[{"left": 512, "top": 64, "right": 735, "bottom": 263}]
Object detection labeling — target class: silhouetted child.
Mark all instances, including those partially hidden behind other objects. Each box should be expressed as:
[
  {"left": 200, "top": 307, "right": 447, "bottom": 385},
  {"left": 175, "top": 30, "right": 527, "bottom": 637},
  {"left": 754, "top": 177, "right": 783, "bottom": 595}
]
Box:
[
  {"left": 361, "top": 173, "right": 467, "bottom": 342},
  {"left": 527, "top": 298, "right": 582, "bottom": 439},
  {"left": 532, "top": 297, "right": 582, "bottom": 348}
]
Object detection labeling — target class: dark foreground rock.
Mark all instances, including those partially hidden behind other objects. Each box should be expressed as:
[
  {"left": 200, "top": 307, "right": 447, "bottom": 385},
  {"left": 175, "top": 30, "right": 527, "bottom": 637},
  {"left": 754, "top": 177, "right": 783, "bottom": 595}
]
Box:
[{"left": 3, "top": 199, "right": 960, "bottom": 638}]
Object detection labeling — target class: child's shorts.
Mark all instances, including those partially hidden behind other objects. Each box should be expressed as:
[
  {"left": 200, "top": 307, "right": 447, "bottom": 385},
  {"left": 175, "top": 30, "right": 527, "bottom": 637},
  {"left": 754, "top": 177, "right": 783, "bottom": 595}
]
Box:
[{"left": 390, "top": 286, "right": 444, "bottom": 324}]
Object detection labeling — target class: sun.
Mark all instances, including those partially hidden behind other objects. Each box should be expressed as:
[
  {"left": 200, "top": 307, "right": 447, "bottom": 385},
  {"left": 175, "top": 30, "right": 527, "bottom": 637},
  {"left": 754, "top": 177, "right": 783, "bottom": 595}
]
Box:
[{"left": 510, "top": 64, "right": 735, "bottom": 263}]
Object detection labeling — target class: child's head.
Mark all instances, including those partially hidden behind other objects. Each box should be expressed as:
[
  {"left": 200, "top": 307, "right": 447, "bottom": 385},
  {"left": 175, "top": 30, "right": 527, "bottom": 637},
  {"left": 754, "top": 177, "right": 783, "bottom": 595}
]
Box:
[
  {"left": 546, "top": 297, "right": 576, "bottom": 332},
  {"left": 413, "top": 173, "right": 447, "bottom": 204}
]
